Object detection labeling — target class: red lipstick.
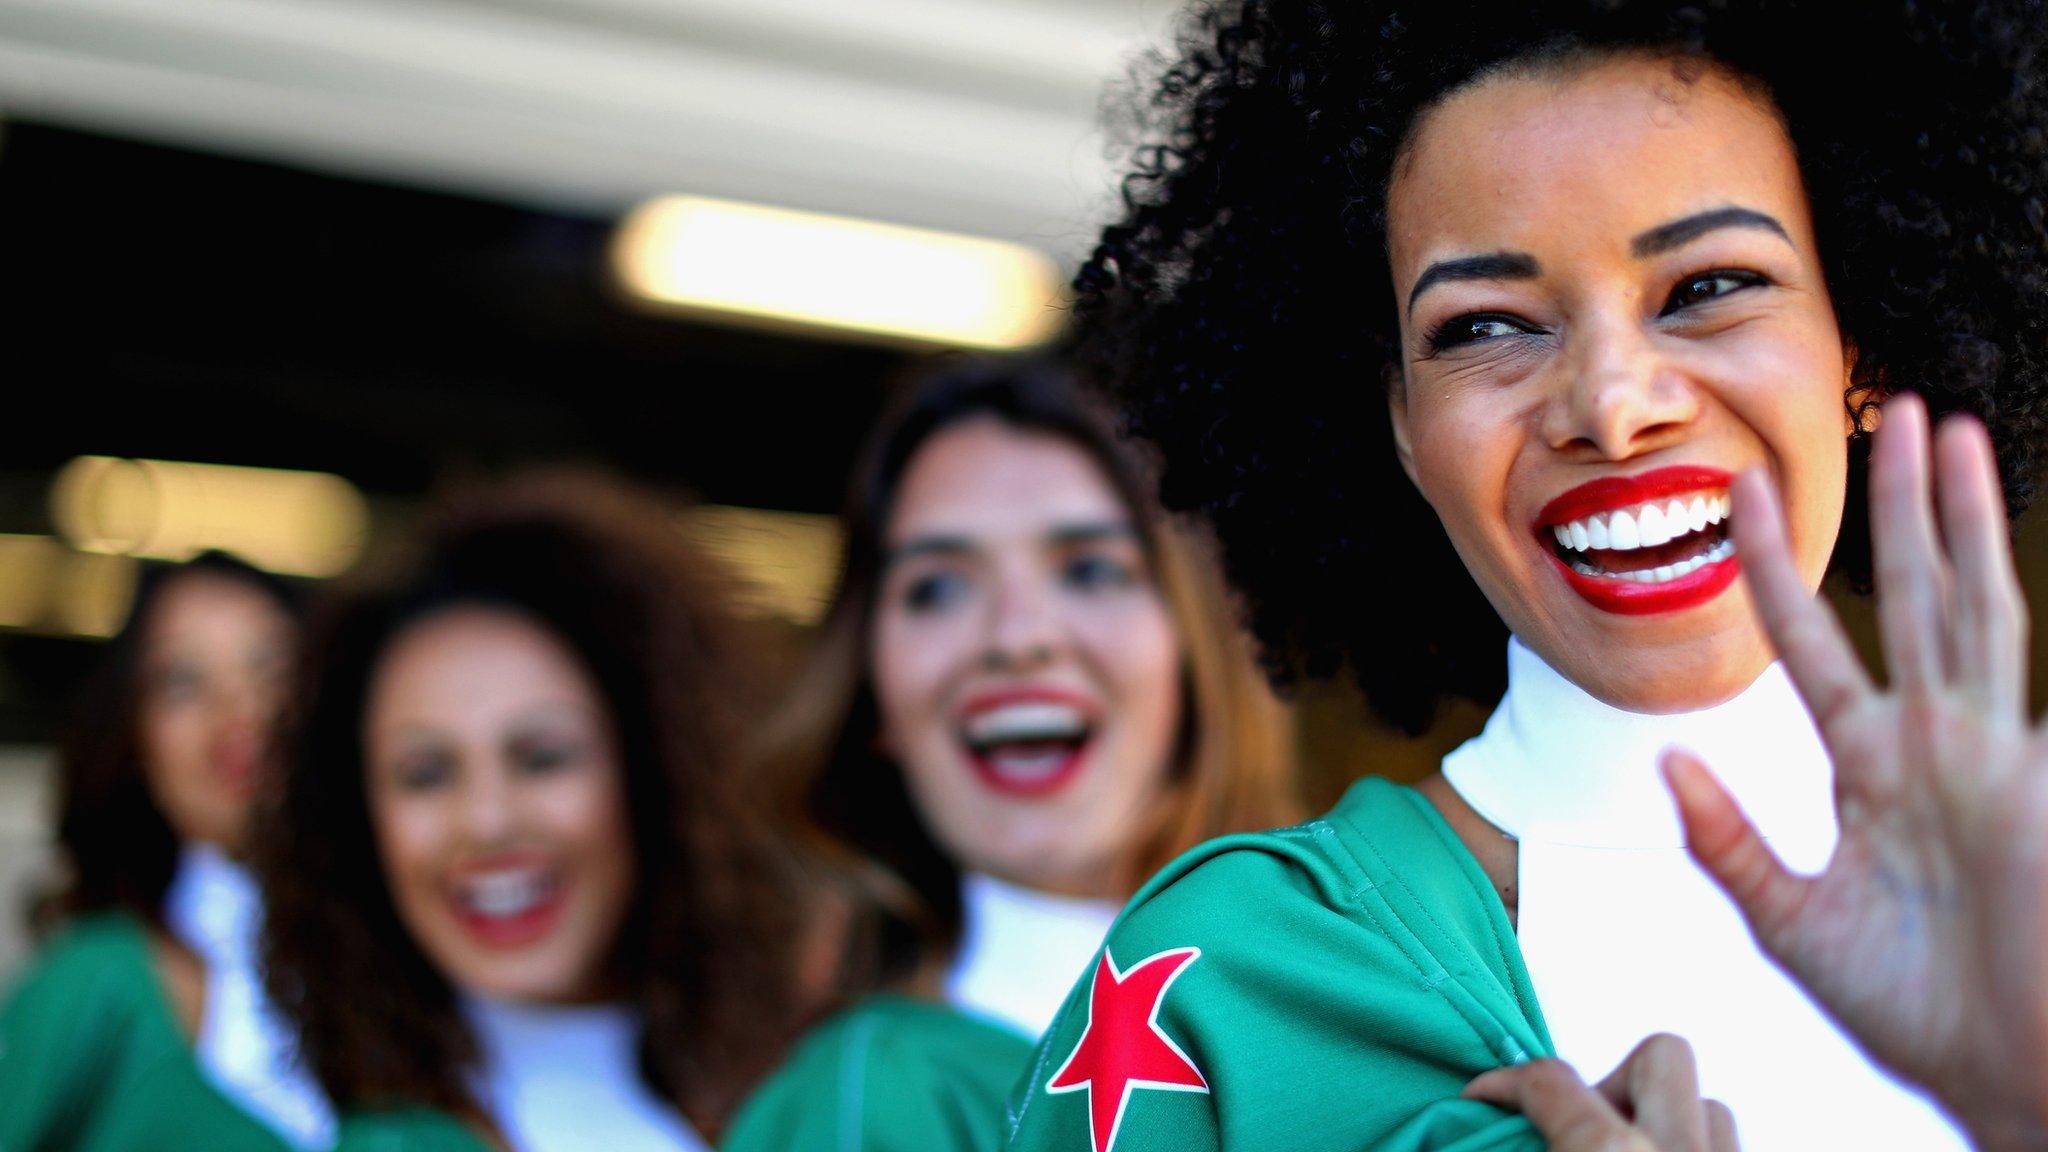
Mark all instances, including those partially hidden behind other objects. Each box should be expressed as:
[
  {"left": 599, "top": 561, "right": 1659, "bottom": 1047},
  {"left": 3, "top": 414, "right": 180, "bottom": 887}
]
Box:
[
  {"left": 1537, "top": 465, "right": 1735, "bottom": 527},
  {"left": 447, "top": 856, "right": 567, "bottom": 950},
  {"left": 1537, "top": 465, "right": 1740, "bottom": 616},
  {"left": 956, "top": 687, "right": 1099, "bottom": 798}
]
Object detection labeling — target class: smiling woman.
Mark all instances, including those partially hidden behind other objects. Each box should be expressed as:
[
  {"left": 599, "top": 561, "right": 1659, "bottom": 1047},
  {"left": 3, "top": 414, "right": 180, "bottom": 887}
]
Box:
[
  {"left": 258, "top": 475, "right": 800, "bottom": 1152},
  {"left": 721, "top": 358, "right": 1298, "bottom": 1152},
  {"left": 1000, "top": 3, "right": 2048, "bottom": 1152}
]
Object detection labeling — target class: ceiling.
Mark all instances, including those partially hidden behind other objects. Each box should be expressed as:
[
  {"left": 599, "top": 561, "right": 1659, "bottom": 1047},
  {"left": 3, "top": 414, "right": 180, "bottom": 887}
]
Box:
[{"left": 0, "top": 0, "right": 1180, "bottom": 257}]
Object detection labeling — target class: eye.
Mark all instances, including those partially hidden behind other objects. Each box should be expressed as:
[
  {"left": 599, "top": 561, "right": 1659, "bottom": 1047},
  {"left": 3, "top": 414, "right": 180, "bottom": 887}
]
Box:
[
  {"left": 1425, "top": 313, "right": 1537, "bottom": 353},
  {"left": 1660, "top": 269, "right": 1766, "bottom": 315},
  {"left": 902, "top": 570, "right": 972, "bottom": 613},
  {"left": 517, "top": 745, "right": 573, "bottom": 776},
  {"left": 393, "top": 753, "right": 455, "bottom": 793},
  {"left": 1062, "top": 552, "right": 1136, "bottom": 592},
  {"left": 148, "top": 664, "right": 204, "bottom": 705}
]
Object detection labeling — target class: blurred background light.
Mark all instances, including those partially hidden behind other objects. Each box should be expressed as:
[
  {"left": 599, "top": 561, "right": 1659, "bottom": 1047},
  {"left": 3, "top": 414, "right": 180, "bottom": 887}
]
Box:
[
  {"left": 0, "top": 535, "right": 137, "bottom": 639},
  {"left": 50, "top": 457, "right": 371, "bottom": 578},
  {"left": 679, "top": 504, "right": 842, "bottom": 625},
  {"left": 612, "top": 196, "right": 1065, "bottom": 349}
]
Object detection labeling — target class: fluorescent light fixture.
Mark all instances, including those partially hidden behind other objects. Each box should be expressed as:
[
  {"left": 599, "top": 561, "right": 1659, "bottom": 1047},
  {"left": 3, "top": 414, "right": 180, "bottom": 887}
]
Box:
[
  {"left": 679, "top": 505, "right": 842, "bottom": 625},
  {"left": 612, "top": 195, "right": 1066, "bottom": 350},
  {"left": 0, "top": 535, "right": 137, "bottom": 639},
  {"left": 51, "top": 457, "right": 371, "bottom": 578}
]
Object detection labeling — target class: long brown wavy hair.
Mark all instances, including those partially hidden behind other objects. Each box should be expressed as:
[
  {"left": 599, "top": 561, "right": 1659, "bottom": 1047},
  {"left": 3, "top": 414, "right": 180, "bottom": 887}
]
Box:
[
  {"left": 753, "top": 357, "right": 1300, "bottom": 1000},
  {"left": 46, "top": 551, "right": 298, "bottom": 933},
  {"left": 258, "top": 474, "right": 801, "bottom": 1139}
]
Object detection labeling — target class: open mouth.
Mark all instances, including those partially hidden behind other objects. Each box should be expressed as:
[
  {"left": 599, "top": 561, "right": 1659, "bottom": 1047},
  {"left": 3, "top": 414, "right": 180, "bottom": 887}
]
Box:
[
  {"left": 449, "top": 860, "right": 566, "bottom": 948},
  {"left": 1549, "top": 492, "right": 1734, "bottom": 582},
  {"left": 1536, "top": 467, "right": 1742, "bottom": 615},
  {"left": 956, "top": 694, "right": 1097, "bottom": 797}
]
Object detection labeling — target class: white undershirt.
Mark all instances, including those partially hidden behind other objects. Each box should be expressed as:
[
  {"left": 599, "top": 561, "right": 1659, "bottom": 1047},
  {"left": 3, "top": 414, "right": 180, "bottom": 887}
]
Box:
[
  {"left": 1443, "top": 637, "right": 1966, "bottom": 1151},
  {"left": 462, "top": 996, "right": 708, "bottom": 1152},
  {"left": 943, "top": 872, "right": 1120, "bottom": 1040},
  {"left": 161, "top": 843, "right": 336, "bottom": 1150}
]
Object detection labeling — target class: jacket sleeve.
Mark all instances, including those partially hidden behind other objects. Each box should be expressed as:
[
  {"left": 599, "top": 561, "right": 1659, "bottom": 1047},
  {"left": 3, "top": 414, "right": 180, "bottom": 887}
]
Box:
[
  {"left": 722, "top": 1002, "right": 1032, "bottom": 1152},
  {"left": 0, "top": 924, "right": 138, "bottom": 1151},
  {"left": 1002, "top": 839, "right": 1546, "bottom": 1152}
]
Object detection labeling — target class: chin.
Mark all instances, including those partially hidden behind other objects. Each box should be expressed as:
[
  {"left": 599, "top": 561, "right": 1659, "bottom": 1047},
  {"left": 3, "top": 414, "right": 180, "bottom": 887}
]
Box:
[{"left": 1562, "top": 615, "right": 1775, "bottom": 712}]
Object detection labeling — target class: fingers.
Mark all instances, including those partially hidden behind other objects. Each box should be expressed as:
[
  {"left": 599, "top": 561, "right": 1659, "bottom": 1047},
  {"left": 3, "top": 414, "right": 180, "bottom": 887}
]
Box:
[
  {"left": 1466, "top": 1036, "right": 1734, "bottom": 1151},
  {"left": 1868, "top": 394, "right": 1951, "bottom": 694},
  {"left": 1464, "top": 1061, "right": 1646, "bottom": 1151},
  {"left": 1663, "top": 749, "right": 1810, "bottom": 958},
  {"left": 1933, "top": 415, "right": 2027, "bottom": 717},
  {"left": 1706, "top": 1099, "right": 1740, "bottom": 1152},
  {"left": 1598, "top": 1034, "right": 1711, "bottom": 1152},
  {"left": 1728, "top": 468, "right": 1871, "bottom": 732}
]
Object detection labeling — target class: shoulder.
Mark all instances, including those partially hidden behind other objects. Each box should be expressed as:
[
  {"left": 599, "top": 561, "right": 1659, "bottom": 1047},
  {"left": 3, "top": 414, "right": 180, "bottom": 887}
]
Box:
[
  {"left": 334, "top": 1109, "right": 497, "bottom": 1152},
  {"left": 723, "top": 995, "right": 1030, "bottom": 1152},
  {"left": 1106, "top": 777, "right": 1499, "bottom": 968},
  {"left": 4, "top": 912, "right": 155, "bottom": 1012},
  {"left": 1001, "top": 781, "right": 1548, "bottom": 1152}
]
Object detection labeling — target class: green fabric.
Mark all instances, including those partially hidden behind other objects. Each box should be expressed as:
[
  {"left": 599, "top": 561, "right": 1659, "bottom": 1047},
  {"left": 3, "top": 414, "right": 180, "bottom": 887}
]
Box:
[
  {"left": 1002, "top": 778, "right": 1553, "bottom": 1152},
  {"left": 333, "top": 1110, "right": 496, "bottom": 1152},
  {"left": 0, "top": 912, "right": 290, "bottom": 1152},
  {"left": 722, "top": 993, "right": 1036, "bottom": 1152}
]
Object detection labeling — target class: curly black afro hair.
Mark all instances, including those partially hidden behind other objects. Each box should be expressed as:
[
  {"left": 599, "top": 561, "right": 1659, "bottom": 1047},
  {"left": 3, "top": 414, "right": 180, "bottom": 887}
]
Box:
[{"left": 1074, "top": 0, "right": 2048, "bottom": 732}]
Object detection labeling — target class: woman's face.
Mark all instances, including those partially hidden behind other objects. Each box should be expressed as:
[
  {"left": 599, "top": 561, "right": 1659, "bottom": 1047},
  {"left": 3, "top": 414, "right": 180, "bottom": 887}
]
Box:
[
  {"left": 871, "top": 419, "right": 1183, "bottom": 898},
  {"left": 363, "top": 606, "right": 635, "bottom": 1004},
  {"left": 1387, "top": 55, "right": 1855, "bottom": 711},
  {"left": 137, "top": 572, "right": 295, "bottom": 853}
]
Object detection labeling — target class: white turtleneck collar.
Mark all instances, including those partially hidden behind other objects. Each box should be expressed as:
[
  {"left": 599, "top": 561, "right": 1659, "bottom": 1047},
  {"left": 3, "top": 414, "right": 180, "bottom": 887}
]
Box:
[
  {"left": 161, "top": 843, "right": 336, "bottom": 1150},
  {"left": 461, "top": 995, "right": 707, "bottom": 1152},
  {"left": 1441, "top": 637, "right": 1964, "bottom": 1151},
  {"left": 1444, "top": 635, "right": 1837, "bottom": 865},
  {"left": 944, "top": 872, "right": 1120, "bottom": 1040}
]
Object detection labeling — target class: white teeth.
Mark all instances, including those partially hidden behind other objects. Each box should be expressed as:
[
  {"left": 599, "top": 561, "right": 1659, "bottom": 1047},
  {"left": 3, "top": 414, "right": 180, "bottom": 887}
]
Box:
[
  {"left": 1637, "top": 504, "right": 1669, "bottom": 547},
  {"left": 963, "top": 702, "right": 1089, "bottom": 747},
  {"left": 1548, "top": 490, "right": 1731, "bottom": 554},
  {"left": 1608, "top": 509, "right": 1641, "bottom": 549},
  {"left": 1568, "top": 537, "right": 1737, "bottom": 584},
  {"left": 460, "top": 868, "right": 553, "bottom": 919}
]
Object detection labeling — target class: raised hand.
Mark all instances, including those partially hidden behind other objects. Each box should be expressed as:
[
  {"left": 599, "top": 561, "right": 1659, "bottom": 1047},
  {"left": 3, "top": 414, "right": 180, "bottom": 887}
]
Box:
[
  {"left": 1663, "top": 393, "right": 2048, "bottom": 1151},
  {"left": 1465, "top": 1034, "right": 1738, "bottom": 1152}
]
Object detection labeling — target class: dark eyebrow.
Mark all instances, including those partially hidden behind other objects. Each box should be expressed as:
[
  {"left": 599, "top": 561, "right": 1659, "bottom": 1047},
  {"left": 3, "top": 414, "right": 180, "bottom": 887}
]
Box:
[
  {"left": 1406, "top": 252, "right": 1540, "bottom": 317},
  {"left": 1048, "top": 521, "right": 1138, "bottom": 547},
  {"left": 1631, "top": 207, "right": 1791, "bottom": 258},
  {"left": 883, "top": 534, "right": 973, "bottom": 571}
]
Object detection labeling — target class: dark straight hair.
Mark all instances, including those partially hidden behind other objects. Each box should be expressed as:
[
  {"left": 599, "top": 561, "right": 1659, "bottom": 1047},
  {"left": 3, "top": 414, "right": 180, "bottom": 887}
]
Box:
[{"left": 47, "top": 550, "right": 298, "bottom": 932}]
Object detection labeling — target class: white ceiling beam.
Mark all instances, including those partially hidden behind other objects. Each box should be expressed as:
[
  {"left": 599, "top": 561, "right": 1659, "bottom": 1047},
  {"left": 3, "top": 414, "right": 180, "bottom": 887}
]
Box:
[{"left": 0, "top": 0, "right": 1169, "bottom": 257}]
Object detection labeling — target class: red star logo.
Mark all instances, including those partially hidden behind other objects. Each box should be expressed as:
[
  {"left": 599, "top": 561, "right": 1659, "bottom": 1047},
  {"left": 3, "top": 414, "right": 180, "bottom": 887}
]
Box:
[{"left": 1045, "top": 946, "right": 1208, "bottom": 1152}]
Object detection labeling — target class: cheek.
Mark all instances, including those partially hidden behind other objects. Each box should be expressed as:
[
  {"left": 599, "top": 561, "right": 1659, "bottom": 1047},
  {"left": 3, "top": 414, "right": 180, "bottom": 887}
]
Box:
[
  {"left": 541, "top": 770, "right": 636, "bottom": 900},
  {"left": 1710, "top": 327, "right": 1853, "bottom": 571},
  {"left": 870, "top": 615, "right": 967, "bottom": 746},
  {"left": 369, "top": 791, "right": 450, "bottom": 905},
  {"left": 139, "top": 704, "right": 206, "bottom": 777},
  {"left": 1406, "top": 397, "right": 1518, "bottom": 548},
  {"left": 1079, "top": 599, "right": 1183, "bottom": 752}
]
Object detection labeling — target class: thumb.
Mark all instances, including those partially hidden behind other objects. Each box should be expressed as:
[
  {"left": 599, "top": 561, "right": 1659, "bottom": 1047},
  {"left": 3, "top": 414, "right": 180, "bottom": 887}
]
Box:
[{"left": 1662, "top": 747, "right": 1809, "bottom": 956}]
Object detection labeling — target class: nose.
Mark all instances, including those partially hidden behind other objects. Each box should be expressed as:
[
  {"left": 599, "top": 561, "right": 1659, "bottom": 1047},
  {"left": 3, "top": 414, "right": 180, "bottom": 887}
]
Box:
[
  {"left": 979, "top": 564, "right": 1061, "bottom": 671},
  {"left": 1543, "top": 313, "right": 1700, "bottom": 459},
  {"left": 458, "top": 767, "right": 516, "bottom": 845}
]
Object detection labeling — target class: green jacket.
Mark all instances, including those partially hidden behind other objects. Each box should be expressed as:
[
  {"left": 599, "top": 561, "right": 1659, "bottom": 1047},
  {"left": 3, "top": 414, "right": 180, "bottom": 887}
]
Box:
[
  {"left": 1002, "top": 778, "right": 1553, "bottom": 1152},
  {"left": 0, "top": 912, "right": 494, "bottom": 1152},
  {"left": 723, "top": 993, "right": 1035, "bottom": 1152},
  {"left": 0, "top": 913, "right": 292, "bottom": 1152}
]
